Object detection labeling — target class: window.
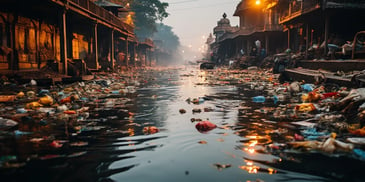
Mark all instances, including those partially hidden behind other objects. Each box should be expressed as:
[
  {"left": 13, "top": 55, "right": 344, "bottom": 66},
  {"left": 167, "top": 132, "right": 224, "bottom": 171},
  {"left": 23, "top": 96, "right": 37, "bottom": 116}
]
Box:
[
  {"left": 0, "top": 23, "right": 3, "bottom": 46},
  {"left": 72, "top": 38, "right": 79, "bottom": 59},
  {"left": 27, "top": 28, "right": 36, "bottom": 52},
  {"left": 17, "top": 26, "right": 25, "bottom": 51}
]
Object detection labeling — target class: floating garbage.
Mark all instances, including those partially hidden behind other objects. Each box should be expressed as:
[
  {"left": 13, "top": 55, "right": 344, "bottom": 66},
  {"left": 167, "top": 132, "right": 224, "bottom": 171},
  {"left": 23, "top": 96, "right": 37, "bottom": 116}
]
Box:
[
  {"left": 25, "top": 101, "right": 43, "bottom": 109},
  {"left": 26, "top": 91, "right": 36, "bottom": 98},
  {"left": 0, "top": 117, "right": 18, "bottom": 129},
  {"left": 143, "top": 126, "right": 159, "bottom": 134},
  {"left": 346, "top": 137, "right": 365, "bottom": 145},
  {"left": 192, "top": 108, "right": 202, "bottom": 113},
  {"left": 14, "top": 130, "right": 32, "bottom": 135},
  {"left": 0, "top": 95, "right": 15, "bottom": 102},
  {"left": 195, "top": 121, "right": 217, "bottom": 133},
  {"left": 38, "top": 89, "right": 50, "bottom": 96},
  {"left": 38, "top": 95, "right": 54, "bottom": 106},
  {"left": 353, "top": 149, "right": 365, "bottom": 161},
  {"left": 213, "top": 163, "right": 232, "bottom": 171},
  {"left": 16, "top": 108, "right": 27, "bottom": 114},
  {"left": 295, "top": 103, "right": 317, "bottom": 112},
  {"left": 50, "top": 140, "right": 63, "bottom": 148},
  {"left": 252, "top": 96, "right": 266, "bottom": 103},
  {"left": 192, "top": 97, "right": 204, "bottom": 104},
  {"left": 301, "top": 84, "right": 314, "bottom": 92},
  {"left": 16, "top": 92, "right": 25, "bottom": 98}
]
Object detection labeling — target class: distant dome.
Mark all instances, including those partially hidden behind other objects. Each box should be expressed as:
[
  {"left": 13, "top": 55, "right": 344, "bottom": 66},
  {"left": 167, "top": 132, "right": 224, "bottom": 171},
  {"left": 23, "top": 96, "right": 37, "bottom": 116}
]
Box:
[{"left": 218, "top": 13, "right": 231, "bottom": 27}]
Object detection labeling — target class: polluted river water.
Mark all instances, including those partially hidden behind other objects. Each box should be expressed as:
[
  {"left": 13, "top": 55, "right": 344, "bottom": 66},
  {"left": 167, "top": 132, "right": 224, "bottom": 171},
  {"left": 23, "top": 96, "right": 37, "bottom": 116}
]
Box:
[{"left": 1, "top": 66, "right": 365, "bottom": 182}]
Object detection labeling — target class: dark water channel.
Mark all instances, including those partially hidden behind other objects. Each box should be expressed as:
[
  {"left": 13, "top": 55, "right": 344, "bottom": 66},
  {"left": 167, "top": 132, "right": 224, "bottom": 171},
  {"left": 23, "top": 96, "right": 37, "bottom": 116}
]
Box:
[{"left": 1, "top": 66, "right": 365, "bottom": 182}]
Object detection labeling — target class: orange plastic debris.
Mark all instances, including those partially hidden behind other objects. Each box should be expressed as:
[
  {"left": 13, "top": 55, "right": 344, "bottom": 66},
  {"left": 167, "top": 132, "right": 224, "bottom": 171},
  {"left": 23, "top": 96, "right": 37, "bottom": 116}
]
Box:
[{"left": 295, "top": 103, "right": 316, "bottom": 112}]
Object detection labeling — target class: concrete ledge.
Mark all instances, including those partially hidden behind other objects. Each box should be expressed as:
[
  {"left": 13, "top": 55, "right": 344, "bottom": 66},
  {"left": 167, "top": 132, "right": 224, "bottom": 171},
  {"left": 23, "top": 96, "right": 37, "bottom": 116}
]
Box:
[
  {"left": 297, "top": 60, "right": 365, "bottom": 72},
  {"left": 282, "top": 68, "right": 353, "bottom": 87}
]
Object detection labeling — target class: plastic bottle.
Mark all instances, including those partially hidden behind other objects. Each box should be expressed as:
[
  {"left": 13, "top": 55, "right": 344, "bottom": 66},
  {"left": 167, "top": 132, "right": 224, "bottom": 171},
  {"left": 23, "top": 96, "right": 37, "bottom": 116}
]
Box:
[
  {"left": 273, "top": 95, "right": 278, "bottom": 104},
  {"left": 354, "top": 148, "right": 365, "bottom": 160},
  {"left": 301, "top": 84, "right": 313, "bottom": 92},
  {"left": 252, "top": 96, "right": 266, "bottom": 103}
]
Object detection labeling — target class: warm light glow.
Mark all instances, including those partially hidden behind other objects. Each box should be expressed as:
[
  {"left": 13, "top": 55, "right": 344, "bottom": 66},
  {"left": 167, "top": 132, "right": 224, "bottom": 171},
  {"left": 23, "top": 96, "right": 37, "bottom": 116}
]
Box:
[
  {"left": 249, "top": 140, "right": 258, "bottom": 147},
  {"left": 128, "top": 128, "right": 134, "bottom": 136},
  {"left": 268, "top": 168, "right": 275, "bottom": 174},
  {"left": 239, "top": 161, "right": 260, "bottom": 174},
  {"left": 255, "top": 0, "right": 261, "bottom": 5},
  {"left": 125, "top": 13, "right": 134, "bottom": 25},
  {"left": 244, "top": 148, "right": 256, "bottom": 154}
]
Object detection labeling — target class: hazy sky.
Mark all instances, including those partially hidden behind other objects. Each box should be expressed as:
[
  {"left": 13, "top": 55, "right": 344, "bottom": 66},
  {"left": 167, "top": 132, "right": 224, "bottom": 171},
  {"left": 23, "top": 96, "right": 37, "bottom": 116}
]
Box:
[{"left": 163, "top": 0, "right": 241, "bottom": 51}]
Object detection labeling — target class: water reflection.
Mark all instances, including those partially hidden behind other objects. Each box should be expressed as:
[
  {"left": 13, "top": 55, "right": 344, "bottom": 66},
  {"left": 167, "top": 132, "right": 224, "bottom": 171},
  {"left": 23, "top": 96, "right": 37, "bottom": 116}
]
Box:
[{"left": 1, "top": 67, "right": 363, "bottom": 182}]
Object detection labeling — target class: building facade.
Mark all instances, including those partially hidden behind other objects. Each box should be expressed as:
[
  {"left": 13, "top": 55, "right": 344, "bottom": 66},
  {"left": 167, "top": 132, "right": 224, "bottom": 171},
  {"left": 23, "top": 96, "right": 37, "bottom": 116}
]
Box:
[
  {"left": 211, "top": 0, "right": 365, "bottom": 65},
  {"left": 0, "top": 0, "right": 152, "bottom": 76},
  {"left": 211, "top": 0, "right": 286, "bottom": 65}
]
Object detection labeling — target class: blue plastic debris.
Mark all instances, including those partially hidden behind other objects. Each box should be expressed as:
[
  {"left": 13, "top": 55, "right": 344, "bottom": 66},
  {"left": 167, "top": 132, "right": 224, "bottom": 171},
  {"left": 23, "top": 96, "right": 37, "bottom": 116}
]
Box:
[
  {"left": 252, "top": 96, "right": 266, "bottom": 103},
  {"left": 14, "top": 130, "right": 32, "bottom": 135},
  {"left": 273, "top": 95, "right": 278, "bottom": 104},
  {"left": 16, "top": 108, "right": 27, "bottom": 114},
  {"left": 301, "top": 128, "right": 329, "bottom": 140},
  {"left": 353, "top": 148, "right": 365, "bottom": 161},
  {"left": 38, "top": 89, "right": 50, "bottom": 96},
  {"left": 301, "top": 84, "right": 313, "bottom": 92}
]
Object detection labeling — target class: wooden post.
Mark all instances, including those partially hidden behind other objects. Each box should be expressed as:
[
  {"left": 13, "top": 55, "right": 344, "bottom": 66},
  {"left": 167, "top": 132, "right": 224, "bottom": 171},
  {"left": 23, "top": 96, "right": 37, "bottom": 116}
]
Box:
[
  {"left": 145, "top": 48, "right": 148, "bottom": 66},
  {"left": 287, "top": 29, "right": 290, "bottom": 49},
  {"left": 36, "top": 20, "right": 40, "bottom": 69},
  {"left": 60, "top": 9, "right": 68, "bottom": 75},
  {"left": 125, "top": 37, "right": 128, "bottom": 66},
  {"left": 235, "top": 39, "right": 239, "bottom": 57},
  {"left": 10, "top": 14, "right": 18, "bottom": 70},
  {"left": 150, "top": 48, "right": 153, "bottom": 66},
  {"left": 305, "top": 24, "right": 310, "bottom": 59},
  {"left": 94, "top": 23, "right": 99, "bottom": 70},
  {"left": 265, "top": 33, "right": 269, "bottom": 55},
  {"left": 111, "top": 29, "right": 114, "bottom": 71},
  {"left": 289, "top": 2, "right": 292, "bottom": 16},
  {"left": 132, "top": 42, "right": 136, "bottom": 67},
  {"left": 324, "top": 12, "right": 329, "bottom": 57}
]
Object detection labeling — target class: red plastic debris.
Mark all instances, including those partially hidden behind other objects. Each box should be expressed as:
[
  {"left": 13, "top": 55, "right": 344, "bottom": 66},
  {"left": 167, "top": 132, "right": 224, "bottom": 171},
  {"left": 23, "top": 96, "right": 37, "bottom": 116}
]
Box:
[{"left": 195, "top": 121, "right": 217, "bottom": 133}]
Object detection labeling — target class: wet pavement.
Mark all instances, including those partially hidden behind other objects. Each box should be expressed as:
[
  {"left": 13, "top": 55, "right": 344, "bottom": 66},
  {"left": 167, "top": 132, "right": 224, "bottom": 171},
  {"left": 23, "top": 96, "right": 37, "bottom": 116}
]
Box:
[{"left": 1, "top": 66, "right": 365, "bottom": 182}]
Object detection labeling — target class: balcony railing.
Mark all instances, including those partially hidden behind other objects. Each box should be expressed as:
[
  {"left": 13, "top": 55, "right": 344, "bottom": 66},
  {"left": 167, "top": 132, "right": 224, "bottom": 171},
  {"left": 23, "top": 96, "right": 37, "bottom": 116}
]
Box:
[
  {"left": 327, "top": 0, "right": 365, "bottom": 3},
  {"left": 264, "top": 24, "right": 283, "bottom": 32},
  {"left": 326, "top": 0, "right": 365, "bottom": 8},
  {"left": 279, "top": 0, "right": 320, "bottom": 24},
  {"left": 68, "top": 0, "right": 134, "bottom": 33}
]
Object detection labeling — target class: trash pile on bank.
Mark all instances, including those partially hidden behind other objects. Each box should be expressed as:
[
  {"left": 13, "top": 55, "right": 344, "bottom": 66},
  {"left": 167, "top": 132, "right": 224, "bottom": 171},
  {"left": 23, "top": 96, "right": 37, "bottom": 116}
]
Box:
[
  {"left": 189, "top": 67, "right": 365, "bottom": 162},
  {"left": 0, "top": 70, "right": 146, "bottom": 168}
]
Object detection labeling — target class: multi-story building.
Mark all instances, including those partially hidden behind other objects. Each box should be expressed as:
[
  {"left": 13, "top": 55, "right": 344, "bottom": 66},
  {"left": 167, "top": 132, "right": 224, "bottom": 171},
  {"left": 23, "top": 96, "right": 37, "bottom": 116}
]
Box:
[
  {"left": 277, "top": 0, "right": 365, "bottom": 59},
  {"left": 211, "top": 0, "right": 286, "bottom": 65},
  {"left": 0, "top": 0, "right": 151, "bottom": 76}
]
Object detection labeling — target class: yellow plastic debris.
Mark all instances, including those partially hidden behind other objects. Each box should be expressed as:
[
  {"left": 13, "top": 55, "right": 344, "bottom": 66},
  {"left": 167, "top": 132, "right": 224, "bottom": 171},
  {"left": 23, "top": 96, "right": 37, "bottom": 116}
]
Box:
[
  {"left": 39, "top": 95, "right": 54, "bottom": 106},
  {"left": 26, "top": 101, "right": 43, "bottom": 109},
  {"left": 16, "top": 91, "right": 25, "bottom": 98},
  {"left": 295, "top": 103, "right": 316, "bottom": 112}
]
